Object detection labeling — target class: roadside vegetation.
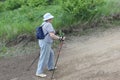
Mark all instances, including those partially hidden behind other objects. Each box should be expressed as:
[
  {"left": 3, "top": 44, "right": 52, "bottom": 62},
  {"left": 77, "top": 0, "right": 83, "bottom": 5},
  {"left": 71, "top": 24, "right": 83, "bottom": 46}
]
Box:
[
  {"left": 0, "top": 0, "right": 105, "bottom": 40},
  {"left": 0, "top": 0, "right": 120, "bottom": 57}
]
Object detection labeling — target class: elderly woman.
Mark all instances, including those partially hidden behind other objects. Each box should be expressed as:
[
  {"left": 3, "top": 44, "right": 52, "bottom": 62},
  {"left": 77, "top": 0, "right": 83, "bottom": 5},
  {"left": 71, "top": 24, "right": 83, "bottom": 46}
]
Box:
[{"left": 36, "top": 13, "right": 65, "bottom": 77}]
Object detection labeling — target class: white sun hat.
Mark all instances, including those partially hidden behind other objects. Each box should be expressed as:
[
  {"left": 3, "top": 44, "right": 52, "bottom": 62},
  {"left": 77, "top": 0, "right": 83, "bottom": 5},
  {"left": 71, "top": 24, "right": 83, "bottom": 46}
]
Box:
[{"left": 43, "top": 13, "right": 54, "bottom": 21}]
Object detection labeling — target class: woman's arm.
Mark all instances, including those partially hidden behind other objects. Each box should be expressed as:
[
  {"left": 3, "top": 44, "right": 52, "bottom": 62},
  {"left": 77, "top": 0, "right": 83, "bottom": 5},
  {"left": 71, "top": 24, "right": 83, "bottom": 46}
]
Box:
[{"left": 49, "top": 32, "right": 60, "bottom": 40}]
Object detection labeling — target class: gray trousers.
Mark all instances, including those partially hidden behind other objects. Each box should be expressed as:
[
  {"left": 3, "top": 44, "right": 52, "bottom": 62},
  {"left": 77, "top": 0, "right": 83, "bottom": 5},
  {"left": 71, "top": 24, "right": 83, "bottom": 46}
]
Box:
[{"left": 36, "top": 40, "right": 55, "bottom": 74}]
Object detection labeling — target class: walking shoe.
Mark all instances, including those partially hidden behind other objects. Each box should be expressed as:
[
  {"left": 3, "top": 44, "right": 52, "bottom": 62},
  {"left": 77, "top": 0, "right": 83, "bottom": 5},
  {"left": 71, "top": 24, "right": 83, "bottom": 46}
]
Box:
[
  {"left": 36, "top": 73, "right": 47, "bottom": 78},
  {"left": 48, "top": 66, "right": 57, "bottom": 71}
]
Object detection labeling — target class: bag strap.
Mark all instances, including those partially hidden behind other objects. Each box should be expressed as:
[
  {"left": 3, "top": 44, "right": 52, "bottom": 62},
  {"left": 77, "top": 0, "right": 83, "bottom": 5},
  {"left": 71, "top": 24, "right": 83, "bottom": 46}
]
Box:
[{"left": 41, "top": 23, "right": 49, "bottom": 37}]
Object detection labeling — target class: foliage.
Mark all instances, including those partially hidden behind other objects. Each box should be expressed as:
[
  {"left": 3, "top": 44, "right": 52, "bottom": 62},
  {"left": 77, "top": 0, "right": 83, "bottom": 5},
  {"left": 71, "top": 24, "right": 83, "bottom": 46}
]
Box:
[
  {"left": 0, "top": 1, "right": 4, "bottom": 11},
  {"left": 0, "top": 5, "right": 62, "bottom": 40},
  {"left": 100, "top": 0, "right": 120, "bottom": 15},
  {"left": 0, "top": 42, "right": 7, "bottom": 54},
  {"left": 0, "top": 0, "right": 59, "bottom": 11},
  {"left": 0, "top": 0, "right": 120, "bottom": 42},
  {"left": 62, "top": 0, "right": 104, "bottom": 21},
  {"left": 26, "top": 0, "right": 46, "bottom": 7},
  {"left": 4, "top": 0, "right": 24, "bottom": 10}
]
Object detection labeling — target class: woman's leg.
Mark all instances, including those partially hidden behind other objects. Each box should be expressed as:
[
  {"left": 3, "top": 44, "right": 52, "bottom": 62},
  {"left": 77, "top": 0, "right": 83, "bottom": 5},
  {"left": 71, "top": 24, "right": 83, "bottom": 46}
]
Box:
[
  {"left": 36, "top": 41, "right": 51, "bottom": 74},
  {"left": 48, "top": 48, "right": 55, "bottom": 70}
]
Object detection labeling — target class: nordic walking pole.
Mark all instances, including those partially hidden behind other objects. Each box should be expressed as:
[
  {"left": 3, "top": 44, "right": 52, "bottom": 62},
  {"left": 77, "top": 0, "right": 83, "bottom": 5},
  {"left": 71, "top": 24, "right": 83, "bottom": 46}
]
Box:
[
  {"left": 27, "top": 52, "right": 40, "bottom": 71},
  {"left": 51, "top": 40, "right": 64, "bottom": 80}
]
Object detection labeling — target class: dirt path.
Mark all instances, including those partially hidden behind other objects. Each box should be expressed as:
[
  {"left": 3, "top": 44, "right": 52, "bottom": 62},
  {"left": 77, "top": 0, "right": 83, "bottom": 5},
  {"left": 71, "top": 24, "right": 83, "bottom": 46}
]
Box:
[{"left": 0, "top": 27, "right": 120, "bottom": 80}]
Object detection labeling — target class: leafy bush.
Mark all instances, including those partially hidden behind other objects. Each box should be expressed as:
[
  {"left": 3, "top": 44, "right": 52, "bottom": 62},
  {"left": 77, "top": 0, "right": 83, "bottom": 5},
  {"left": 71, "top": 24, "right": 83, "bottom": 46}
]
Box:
[
  {"left": 26, "top": 0, "right": 46, "bottom": 7},
  {"left": 62, "top": 0, "right": 104, "bottom": 21},
  {"left": 0, "top": 2, "right": 4, "bottom": 11},
  {"left": 4, "top": 0, "right": 24, "bottom": 10},
  {"left": 26, "top": 0, "right": 58, "bottom": 7},
  {"left": 0, "top": 0, "right": 55, "bottom": 11}
]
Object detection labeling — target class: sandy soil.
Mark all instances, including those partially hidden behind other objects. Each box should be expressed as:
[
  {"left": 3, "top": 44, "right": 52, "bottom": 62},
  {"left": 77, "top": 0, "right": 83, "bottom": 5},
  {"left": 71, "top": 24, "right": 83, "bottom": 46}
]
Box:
[{"left": 0, "top": 27, "right": 120, "bottom": 80}]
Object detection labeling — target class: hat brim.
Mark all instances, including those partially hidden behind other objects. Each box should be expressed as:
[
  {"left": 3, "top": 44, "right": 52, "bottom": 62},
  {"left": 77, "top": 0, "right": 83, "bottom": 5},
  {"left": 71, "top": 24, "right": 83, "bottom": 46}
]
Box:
[{"left": 43, "top": 16, "right": 54, "bottom": 21}]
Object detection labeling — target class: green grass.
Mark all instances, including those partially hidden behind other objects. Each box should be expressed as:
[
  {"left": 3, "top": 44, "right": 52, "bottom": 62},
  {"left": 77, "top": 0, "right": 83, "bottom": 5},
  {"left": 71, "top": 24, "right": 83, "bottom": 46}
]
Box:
[
  {"left": 0, "top": 5, "right": 63, "bottom": 40},
  {"left": 0, "top": 0, "right": 120, "bottom": 41},
  {"left": 101, "top": 0, "right": 120, "bottom": 15}
]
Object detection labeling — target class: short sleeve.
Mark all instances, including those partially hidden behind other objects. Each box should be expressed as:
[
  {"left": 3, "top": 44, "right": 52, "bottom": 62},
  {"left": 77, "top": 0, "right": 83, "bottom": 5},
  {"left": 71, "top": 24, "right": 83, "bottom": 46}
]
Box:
[{"left": 46, "top": 23, "right": 55, "bottom": 33}]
